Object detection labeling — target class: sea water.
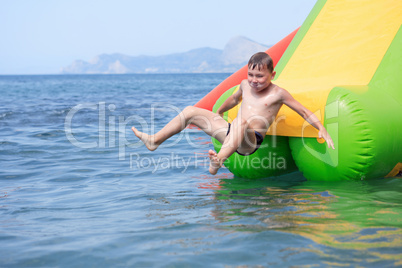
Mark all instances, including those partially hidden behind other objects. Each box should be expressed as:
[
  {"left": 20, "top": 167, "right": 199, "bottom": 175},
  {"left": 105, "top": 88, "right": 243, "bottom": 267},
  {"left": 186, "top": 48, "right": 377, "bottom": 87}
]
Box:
[{"left": 0, "top": 74, "right": 401, "bottom": 267}]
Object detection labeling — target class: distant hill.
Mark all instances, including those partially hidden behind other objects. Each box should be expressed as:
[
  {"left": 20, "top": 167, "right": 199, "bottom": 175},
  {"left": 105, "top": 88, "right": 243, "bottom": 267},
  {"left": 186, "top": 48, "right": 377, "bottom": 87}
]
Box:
[{"left": 61, "top": 36, "right": 270, "bottom": 74}]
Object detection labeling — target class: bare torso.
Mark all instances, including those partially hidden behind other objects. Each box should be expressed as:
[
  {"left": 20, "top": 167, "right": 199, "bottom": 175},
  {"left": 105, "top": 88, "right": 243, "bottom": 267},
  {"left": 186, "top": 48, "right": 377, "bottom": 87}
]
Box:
[{"left": 238, "top": 79, "right": 284, "bottom": 137}]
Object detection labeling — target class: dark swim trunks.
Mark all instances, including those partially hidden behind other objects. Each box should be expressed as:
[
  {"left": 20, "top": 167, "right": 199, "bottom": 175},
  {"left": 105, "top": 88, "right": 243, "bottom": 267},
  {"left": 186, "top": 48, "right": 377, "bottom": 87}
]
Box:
[{"left": 226, "top": 123, "right": 264, "bottom": 156}]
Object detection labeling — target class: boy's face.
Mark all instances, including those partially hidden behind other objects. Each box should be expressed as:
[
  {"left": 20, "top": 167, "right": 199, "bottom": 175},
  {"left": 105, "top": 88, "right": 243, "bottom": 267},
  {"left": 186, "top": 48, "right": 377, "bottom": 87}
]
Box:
[{"left": 247, "top": 66, "right": 276, "bottom": 92}]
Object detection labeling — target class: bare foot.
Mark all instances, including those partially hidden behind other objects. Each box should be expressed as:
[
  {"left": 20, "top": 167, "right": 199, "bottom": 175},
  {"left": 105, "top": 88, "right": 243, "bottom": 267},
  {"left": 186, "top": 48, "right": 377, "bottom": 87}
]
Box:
[
  {"left": 208, "top": 149, "right": 222, "bottom": 175},
  {"left": 131, "top": 127, "right": 159, "bottom": 151}
]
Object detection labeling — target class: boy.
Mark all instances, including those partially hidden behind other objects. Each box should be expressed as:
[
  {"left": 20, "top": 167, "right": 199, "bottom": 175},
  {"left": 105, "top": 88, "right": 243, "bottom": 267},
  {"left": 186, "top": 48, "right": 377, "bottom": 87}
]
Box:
[{"left": 132, "top": 52, "right": 334, "bottom": 175}]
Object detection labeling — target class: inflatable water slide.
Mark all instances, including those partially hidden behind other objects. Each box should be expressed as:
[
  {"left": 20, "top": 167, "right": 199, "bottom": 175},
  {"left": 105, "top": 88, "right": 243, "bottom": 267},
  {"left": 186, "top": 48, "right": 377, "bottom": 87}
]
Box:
[{"left": 195, "top": 0, "right": 402, "bottom": 181}]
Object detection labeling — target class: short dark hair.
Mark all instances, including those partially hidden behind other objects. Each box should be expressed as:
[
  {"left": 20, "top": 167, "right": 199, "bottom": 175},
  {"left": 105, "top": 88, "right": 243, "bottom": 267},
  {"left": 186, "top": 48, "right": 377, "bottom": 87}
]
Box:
[{"left": 248, "top": 52, "right": 274, "bottom": 73}]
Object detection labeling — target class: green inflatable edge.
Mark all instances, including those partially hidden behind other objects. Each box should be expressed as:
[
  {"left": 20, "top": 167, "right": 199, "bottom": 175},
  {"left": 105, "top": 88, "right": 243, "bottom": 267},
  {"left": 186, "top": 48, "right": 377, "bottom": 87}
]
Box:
[{"left": 289, "top": 26, "right": 402, "bottom": 181}]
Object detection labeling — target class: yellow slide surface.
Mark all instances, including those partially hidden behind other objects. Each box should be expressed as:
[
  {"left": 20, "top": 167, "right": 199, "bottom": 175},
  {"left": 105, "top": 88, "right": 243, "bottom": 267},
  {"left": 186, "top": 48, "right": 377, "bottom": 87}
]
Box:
[{"left": 228, "top": 0, "right": 401, "bottom": 137}]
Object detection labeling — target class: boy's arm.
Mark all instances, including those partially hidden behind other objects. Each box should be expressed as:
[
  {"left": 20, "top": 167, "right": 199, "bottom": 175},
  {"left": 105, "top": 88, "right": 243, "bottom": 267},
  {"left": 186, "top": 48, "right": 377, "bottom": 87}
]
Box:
[
  {"left": 216, "top": 83, "right": 243, "bottom": 117},
  {"left": 281, "top": 89, "right": 335, "bottom": 149}
]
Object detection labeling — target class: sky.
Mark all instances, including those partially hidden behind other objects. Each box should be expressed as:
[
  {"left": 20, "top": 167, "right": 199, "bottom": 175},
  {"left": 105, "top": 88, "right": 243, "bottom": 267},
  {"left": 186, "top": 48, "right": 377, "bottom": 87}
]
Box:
[{"left": 0, "top": 0, "right": 317, "bottom": 74}]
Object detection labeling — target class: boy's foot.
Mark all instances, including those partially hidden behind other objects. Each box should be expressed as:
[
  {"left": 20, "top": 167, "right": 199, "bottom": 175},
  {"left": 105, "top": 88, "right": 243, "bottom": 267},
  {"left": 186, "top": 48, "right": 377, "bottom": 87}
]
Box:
[
  {"left": 208, "top": 149, "right": 221, "bottom": 175},
  {"left": 131, "top": 127, "right": 159, "bottom": 151}
]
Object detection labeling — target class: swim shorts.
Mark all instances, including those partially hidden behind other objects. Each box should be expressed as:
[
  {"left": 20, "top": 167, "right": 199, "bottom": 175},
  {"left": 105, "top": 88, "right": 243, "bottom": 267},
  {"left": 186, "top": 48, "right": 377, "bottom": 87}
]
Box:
[{"left": 226, "top": 123, "right": 264, "bottom": 156}]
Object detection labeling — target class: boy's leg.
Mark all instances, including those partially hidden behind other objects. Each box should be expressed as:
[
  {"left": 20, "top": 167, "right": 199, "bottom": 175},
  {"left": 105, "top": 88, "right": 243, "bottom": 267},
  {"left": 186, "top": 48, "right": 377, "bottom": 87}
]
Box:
[
  {"left": 132, "top": 106, "right": 229, "bottom": 151},
  {"left": 209, "top": 116, "right": 256, "bottom": 174}
]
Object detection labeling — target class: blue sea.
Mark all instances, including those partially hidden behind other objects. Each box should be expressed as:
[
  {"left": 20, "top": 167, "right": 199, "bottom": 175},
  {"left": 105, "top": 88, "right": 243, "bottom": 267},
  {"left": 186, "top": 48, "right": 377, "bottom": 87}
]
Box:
[{"left": 1, "top": 74, "right": 401, "bottom": 267}]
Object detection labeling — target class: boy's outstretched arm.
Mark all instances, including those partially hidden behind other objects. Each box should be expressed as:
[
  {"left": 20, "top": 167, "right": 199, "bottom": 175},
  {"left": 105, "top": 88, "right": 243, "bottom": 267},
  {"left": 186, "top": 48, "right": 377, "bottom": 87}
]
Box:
[{"left": 281, "top": 89, "right": 335, "bottom": 149}]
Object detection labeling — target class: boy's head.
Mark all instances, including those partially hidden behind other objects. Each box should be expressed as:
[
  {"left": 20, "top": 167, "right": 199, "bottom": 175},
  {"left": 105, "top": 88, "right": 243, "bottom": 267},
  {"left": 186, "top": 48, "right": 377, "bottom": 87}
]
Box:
[
  {"left": 247, "top": 52, "right": 276, "bottom": 91},
  {"left": 248, "top": 52, "right": 274, "bottom": 73}
]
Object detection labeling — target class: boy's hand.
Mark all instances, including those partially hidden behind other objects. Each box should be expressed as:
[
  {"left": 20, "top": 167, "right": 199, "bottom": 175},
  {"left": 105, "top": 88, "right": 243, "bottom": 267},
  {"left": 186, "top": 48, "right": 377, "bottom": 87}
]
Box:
[{"left": 319, "top": 129, "right": 335, "bottom": 150}]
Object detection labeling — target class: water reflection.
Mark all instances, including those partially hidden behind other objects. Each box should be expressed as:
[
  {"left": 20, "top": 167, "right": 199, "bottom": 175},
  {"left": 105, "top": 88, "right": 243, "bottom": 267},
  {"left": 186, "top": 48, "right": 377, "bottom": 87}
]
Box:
[{"left": 204, "top": 172, "right": 402, "bottom": 265}]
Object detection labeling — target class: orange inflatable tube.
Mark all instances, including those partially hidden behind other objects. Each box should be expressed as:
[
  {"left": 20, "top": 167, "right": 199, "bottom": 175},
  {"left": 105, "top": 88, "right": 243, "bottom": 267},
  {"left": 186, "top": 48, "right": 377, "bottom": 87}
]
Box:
[{"left": 194, "top": 28, "right": 299, "bottom": 111}]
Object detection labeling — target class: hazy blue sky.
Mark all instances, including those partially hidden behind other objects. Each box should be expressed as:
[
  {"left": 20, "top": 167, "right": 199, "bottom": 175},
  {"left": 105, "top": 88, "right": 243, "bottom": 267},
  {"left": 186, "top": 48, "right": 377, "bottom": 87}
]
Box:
[{"left": 0, "top": 0, "right": 317, "bottom": 74}]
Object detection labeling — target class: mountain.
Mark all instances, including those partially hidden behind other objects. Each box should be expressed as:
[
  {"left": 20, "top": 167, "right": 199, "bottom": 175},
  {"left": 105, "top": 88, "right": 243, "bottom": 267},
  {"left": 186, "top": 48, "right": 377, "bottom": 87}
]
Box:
[{"left": 61, "top": 36, "right": 270, "bottom": 74}]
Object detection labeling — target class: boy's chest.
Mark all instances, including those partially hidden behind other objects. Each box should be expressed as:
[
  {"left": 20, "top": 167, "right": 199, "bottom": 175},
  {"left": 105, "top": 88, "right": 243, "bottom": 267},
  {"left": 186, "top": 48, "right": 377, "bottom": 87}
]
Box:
[{"left": 242, "top": 89, "right": 281, "bottom": 109}]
